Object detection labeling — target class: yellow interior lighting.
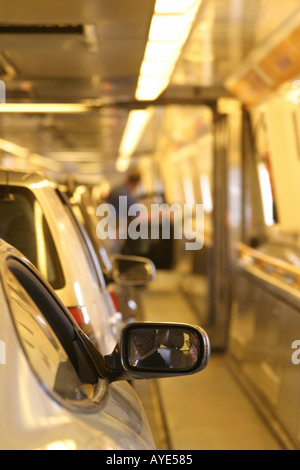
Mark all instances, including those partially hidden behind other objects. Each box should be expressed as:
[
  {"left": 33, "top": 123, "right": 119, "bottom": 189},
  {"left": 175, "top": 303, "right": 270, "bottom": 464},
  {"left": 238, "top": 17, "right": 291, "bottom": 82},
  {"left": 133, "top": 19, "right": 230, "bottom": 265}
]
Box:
[
  {"left": 155, "top": 0, "right": 199, "bottom": 14},
  {"left": 144, "top": 41, "right": 182, "bottom": 62},
  {"left": 136, "top": 1, "right": 202, "bottom": 101},
  {"left": 0, "top": 103, "right": 89, "bottom": 113},
  {"left": 136, "top": 76, "right": 169, "bottom": 101},
  {"left": 116, "top": 108, "right": 154, "bottom": 172},
  {"left": 149, "top": 14, "right": 193, "bottom": 43},
  {"left": 116, "top": 156, "right": 131, "bottom": 173},
  {"left": 141, "top": 59, "right": 174, "bottom": 77},
  {"left": 119, "top": 108, "right": 154, "bottom": 158}
]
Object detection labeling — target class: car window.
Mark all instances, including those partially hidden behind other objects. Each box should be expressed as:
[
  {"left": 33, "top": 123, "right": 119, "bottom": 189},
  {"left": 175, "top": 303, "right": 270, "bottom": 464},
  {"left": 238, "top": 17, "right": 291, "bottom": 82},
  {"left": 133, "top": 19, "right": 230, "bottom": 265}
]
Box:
[
  {"left": 56, "top": 190, "right": 107, "bottom": 290},
  {"left": 0, "top": 186, "right": 65, "bottom": 290},
  {"left": 72, "top": 203, "right": 109, "bottom": 277},
  {"left": 5, "top": 257, "right": 105, "bottom": 411},
  {"left": 74, "top": 203, "right": 113, "bottom": 275}
]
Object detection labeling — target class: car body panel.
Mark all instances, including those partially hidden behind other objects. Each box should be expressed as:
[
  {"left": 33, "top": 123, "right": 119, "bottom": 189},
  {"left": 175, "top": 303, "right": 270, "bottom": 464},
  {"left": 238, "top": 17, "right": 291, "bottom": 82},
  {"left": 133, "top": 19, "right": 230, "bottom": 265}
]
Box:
[
  {"left": 0, "top": 242, "right": 155, "bottom": 450},
  {"left": 0, "top": 169, "right": 118, "bottom": 355},
  {"left": 68, "top": 185, "right": 143, "bottom": 322}
]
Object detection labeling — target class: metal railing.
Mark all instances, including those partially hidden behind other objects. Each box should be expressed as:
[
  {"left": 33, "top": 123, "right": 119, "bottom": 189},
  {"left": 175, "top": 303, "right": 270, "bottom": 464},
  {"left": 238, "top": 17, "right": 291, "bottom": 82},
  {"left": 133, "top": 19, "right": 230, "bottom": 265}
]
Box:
[{"left": 238, "top": 242, "right": 300, "bottom": 289}]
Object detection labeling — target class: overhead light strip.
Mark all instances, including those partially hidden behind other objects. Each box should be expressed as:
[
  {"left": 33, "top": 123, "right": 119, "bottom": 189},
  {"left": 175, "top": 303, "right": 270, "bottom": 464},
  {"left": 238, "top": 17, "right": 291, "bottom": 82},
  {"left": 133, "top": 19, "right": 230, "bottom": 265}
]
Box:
[
  {"left": 0, "top": 103, "right": 90, "bottom": 113},
  {"left": 136, "top": 0, "right": 202, "bottom": 101},
  {"left": 116, "top": 107, "right": 154, "bottom": 172},
  {"left": 117, "top": 0, "right": 203, "bottom": 172},
  {"left": 0, "top": 138, "right": 63, "bottom": 172},
  {"left": 154, "top": 0, "right": 199, "bottom": 15}
]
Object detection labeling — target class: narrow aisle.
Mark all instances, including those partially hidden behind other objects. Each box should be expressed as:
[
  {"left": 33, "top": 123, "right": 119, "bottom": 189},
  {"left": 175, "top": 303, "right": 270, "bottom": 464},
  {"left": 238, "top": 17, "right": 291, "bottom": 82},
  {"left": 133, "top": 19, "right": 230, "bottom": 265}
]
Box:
[{"left": 139, "top": 272, "right": 283, "bottom": 450}]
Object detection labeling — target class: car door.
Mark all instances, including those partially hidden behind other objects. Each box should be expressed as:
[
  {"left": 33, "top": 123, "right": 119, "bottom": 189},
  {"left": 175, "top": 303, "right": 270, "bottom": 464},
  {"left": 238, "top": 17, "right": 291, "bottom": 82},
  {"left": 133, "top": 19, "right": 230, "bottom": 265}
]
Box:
[
  {"left": 0, "top": 180, "right": 118, "bottom": 354},
  {"left": 56, "top": 189, "right": 124, "bottom": 336},
  {"left": 0, "top": 245, "right": 155, "bottom": 450}
]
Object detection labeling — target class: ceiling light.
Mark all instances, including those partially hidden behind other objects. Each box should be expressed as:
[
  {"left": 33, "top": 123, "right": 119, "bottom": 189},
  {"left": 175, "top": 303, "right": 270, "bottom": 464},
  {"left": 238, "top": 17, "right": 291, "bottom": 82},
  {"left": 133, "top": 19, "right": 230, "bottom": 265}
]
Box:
[
  {"left": 119, "top": 108, "right": 154, "bottom": 158},
  {"left": 136, "top": 1, "right": 201, "bottom": 101},
  {"left": 155, "top": 0, "right": 199, "bottom": 14},
  {"left": 0, "top": 138, "right": 63, "bottom": 173},
  {"left": 144, "top": 41, "right": 181, "bottom": 62},
  {"left": 0, "top": 103, "right": 89, "bottom": 113},
  {"left": 30, "top": 153, "right": 63, "bottom": 172},
  {"left": 141, "top": 60, "right": 174, "bottom": 77},
  {"left": 136, "top": 76, "right": 169, "bottom": 101},
  {"left": 116, "top": 156, "right": 131, "bottom": 173},
  {"left": 149, "top": 2, "right": 200, "bottom": 43},
  {"left": 116, "top": 108, "right": 154, "bottom": 172},
  {"left": 0, "top": 138, "right": 29, "bottom": 159},
  {"left": 149, "top": 15, "right": 191, "bottom": 42}
]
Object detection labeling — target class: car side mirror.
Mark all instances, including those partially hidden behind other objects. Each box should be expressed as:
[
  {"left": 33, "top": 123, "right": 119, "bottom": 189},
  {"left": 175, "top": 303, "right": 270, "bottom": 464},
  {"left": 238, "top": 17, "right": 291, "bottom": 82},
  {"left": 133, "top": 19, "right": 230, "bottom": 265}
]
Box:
[
  {"left": 111, "top": 255, "right": 156, "bottom": 286},
  {"left": 104, "top": 322, "right": 210, "bottom": 382}
]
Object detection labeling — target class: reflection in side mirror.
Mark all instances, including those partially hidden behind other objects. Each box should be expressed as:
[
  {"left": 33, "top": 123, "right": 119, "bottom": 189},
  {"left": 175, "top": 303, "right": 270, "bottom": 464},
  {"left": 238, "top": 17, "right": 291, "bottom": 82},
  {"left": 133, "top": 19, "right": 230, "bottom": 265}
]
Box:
[
  {"left": 104, "top": 323, "right": 210, "bottom": 382},
  {"left": 112, "top": 255, "right": 156, "bottom": 286},
  {"left": 127, "top": 327, "right": 201, "bottom": 371}
]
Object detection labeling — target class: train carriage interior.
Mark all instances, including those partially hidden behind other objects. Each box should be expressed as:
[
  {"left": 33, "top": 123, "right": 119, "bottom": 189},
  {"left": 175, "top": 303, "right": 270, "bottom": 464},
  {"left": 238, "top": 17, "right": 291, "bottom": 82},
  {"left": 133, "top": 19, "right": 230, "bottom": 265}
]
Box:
[{"left": 0, "top": 0, "right": 300, "bottom": 451}]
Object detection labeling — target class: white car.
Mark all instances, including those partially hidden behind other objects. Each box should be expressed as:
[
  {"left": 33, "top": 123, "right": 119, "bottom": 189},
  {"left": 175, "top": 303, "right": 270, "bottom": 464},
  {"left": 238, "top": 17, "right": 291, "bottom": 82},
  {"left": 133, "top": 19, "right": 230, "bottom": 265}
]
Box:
[
  {"left": 0, "top": 241, "right": 210, "bottom": 450},
  {"left": 66, "top": 185, "right": 147, "bottom": 323},
  {"left": 0, "top": 169, "right": 124, "bottom": 354}
]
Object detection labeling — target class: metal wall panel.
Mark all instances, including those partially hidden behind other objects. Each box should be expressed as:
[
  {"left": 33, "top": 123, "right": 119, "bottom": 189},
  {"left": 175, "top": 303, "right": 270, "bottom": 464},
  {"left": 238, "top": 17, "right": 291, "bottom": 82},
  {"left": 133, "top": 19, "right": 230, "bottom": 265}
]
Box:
[{"left": 229, "top": 271, "right": 300, "bottom": 448}]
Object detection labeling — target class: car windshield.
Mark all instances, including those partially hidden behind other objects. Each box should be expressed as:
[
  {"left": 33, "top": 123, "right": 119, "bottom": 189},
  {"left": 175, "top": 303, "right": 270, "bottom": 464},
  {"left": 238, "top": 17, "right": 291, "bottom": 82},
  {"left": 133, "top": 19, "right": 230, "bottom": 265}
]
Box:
[{"left": 0, "top": 186, "right": 65, "bottom": 290}]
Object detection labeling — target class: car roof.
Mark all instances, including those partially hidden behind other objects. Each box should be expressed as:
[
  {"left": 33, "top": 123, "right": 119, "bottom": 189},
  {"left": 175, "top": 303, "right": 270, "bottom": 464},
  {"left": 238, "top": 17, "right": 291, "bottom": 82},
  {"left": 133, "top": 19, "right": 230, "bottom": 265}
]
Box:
[{"left": 0, "top": 168, "right": 54, "bottom": 188}]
